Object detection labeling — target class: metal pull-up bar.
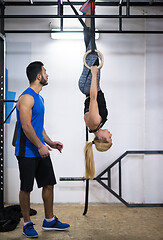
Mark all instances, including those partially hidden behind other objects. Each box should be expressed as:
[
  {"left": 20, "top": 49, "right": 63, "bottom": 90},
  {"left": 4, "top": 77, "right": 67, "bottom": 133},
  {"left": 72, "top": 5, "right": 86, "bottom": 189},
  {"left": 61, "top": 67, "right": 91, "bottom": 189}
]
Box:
[{"left": 1, "top": 0, "right": 163, "bottom": 33}]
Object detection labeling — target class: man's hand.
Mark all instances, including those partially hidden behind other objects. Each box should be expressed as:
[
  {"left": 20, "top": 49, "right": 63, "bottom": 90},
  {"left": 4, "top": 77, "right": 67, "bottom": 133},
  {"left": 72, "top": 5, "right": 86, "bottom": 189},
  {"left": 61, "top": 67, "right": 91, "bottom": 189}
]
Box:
[
  {"left": 38, "top": 145, "right": 52, "bottom": 158},
  {"left": 49, "top": 141, "right": 63, "bottom": 153}
]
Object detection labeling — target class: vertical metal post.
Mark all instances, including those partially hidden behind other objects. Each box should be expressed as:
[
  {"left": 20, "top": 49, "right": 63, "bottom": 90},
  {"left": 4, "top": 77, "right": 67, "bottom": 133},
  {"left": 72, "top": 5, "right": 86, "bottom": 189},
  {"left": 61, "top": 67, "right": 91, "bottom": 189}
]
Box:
[
  {"left": 119, "top": 4, "right": 122, "bottom": 32},
  {"left": 108, "top": 169, "right": 111, "bottom": 188},
  {"left": 119, "top": 160, "right": 122, "bottom": 197},
  {"left": 0, "top": 2, "right": 5, "bottom": 210},
  {"left": 0, "top": 34, "right": 5, "bottom": 210},
  {"left": 126, "top": 0, "right": 130, "bottom": 16},
  {"left": 83, "top": 127, "right": 89, "bottom": 215},
  {"left": 58, "top": 0, "right": 63, "bottom": 31},
  {"left": 0, "top": 2, "right": 5, "bottom": 35},
  {"left": 83, "top": 179, "right": 89, "bottom": 215},
  {"left": 58, "top": 0, "right": 61, "bottom": 15}
]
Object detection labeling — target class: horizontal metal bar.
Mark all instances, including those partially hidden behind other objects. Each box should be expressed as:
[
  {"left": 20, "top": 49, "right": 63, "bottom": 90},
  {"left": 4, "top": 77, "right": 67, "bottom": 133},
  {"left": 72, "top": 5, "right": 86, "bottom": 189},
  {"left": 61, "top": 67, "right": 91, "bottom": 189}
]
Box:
[
  {"left": 3, "top": 1, "right": 163, "bottom": 7},
  {"left": 5, "top": 30, "right": 85, "bottom": 33},
  {"left": 60, "top": 177, "right": 86, "bottom": 181},
  {"left": 5, "top": 30, "right": 163, "bottom": 34},
  {"left": 128, "top": 203, "right": 163, "bottom": 207},
  {"left": 60, "top": 177, "right": 109, "bottom": 181},
  {"left": 0, "top": 100, "right": 17, "bottom": 102},
  {"left": 126, "top": 150, "right": 163, "bottom": 154},
  {"left": 1, "top": 14, "right": 163, "bottom": 19}
]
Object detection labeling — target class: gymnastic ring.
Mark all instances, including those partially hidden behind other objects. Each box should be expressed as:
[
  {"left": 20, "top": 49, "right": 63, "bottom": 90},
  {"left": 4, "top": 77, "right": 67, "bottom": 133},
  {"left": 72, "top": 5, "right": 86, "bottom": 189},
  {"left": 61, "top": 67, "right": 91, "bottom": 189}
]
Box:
[{"left": 83, "top": 49, "right": 104, "bottom": 70}]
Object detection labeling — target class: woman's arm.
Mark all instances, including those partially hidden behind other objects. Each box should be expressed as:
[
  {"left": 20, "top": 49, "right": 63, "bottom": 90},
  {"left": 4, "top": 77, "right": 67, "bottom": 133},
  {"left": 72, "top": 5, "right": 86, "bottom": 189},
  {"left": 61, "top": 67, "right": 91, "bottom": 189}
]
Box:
[
  {"left": 84, "top": 66, "right": 101, "bottom": 129},
  {"left": 90, "top": 66, "right": 98, "bottom": 100}
]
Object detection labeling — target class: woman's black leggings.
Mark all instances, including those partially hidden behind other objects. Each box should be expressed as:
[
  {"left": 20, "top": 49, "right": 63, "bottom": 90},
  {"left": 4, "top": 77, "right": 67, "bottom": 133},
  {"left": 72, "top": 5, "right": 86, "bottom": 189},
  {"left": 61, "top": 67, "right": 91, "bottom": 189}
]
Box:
[{"left": 84, "top": 27, "right": 99, "bottom": 66}]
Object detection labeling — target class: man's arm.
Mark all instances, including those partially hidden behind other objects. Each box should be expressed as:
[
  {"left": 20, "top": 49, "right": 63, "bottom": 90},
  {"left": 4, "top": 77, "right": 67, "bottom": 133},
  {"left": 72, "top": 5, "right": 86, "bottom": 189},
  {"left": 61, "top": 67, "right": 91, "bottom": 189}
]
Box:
[
  {"left": 43, "top": 129, "right": 63, "bottom": 153},
  {"left": 42, "top": 128, "right": 53, "bottom": 146},
  {"left": 18, "top": 94, "right": 51, "bottom": 158}
]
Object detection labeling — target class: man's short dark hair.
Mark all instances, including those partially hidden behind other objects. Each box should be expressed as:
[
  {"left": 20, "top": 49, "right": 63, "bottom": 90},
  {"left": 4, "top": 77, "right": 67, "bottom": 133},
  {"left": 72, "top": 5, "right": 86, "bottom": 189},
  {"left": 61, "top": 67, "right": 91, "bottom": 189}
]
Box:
[{"left": 26, "top": 61, "right": 43, "bottom": 84}]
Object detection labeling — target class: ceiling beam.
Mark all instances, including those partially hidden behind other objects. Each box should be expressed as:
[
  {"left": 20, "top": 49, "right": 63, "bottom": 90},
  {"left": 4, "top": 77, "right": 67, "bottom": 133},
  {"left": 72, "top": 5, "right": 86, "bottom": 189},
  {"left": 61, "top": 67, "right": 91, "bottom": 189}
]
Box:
[{"left": 3, "top": 1, "right": 163, "bottom": 7}]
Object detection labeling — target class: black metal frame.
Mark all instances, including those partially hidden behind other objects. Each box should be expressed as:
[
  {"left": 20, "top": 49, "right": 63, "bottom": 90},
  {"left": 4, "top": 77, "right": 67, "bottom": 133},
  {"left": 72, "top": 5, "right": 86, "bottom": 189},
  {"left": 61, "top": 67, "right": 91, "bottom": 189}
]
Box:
[
  {"left": 0, "top": 1, "right": 163, "bottom": 34},
  {"left": 0, "top": 33, "right": 5, "bottom": 210},
  {"left": 2, "top": 100, "right": 17, "bottom": 124},
  {"left": 60, "top": 150, "right": 163, "bottom": 215},
  {"left": 0, "top": 99, "right": 17, "bottom": 209}
]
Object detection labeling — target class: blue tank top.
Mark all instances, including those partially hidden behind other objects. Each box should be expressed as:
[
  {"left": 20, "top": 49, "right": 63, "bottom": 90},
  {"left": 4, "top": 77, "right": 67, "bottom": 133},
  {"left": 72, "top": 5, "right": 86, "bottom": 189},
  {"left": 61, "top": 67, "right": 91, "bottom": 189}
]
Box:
[{"left": 15, "top": 88, "right": 45, "bottom": 157}]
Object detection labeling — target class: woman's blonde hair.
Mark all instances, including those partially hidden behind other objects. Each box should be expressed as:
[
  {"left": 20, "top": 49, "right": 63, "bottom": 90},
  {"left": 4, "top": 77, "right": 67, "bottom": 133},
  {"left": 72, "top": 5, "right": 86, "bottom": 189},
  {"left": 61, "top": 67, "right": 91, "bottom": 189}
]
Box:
[{"left": 84, "top": 137, "right": 112, "bottom": 180}]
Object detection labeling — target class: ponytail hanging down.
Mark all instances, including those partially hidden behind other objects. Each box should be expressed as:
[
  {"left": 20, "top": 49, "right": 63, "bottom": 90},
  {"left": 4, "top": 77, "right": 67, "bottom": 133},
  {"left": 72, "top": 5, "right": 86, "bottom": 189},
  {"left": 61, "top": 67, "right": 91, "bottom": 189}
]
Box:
[
  {"left": 84, "top": 137, "right": 112, "bottom": 180},
  {"left": 84, "top": 141, "right": 95, "bottom": 180}
]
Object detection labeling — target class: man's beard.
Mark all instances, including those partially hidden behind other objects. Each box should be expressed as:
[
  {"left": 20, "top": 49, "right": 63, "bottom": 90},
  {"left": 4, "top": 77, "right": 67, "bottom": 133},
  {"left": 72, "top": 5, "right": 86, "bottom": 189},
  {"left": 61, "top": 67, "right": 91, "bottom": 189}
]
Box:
[{"left": 40, "top": 75, "right": 48, "bottom": 86}]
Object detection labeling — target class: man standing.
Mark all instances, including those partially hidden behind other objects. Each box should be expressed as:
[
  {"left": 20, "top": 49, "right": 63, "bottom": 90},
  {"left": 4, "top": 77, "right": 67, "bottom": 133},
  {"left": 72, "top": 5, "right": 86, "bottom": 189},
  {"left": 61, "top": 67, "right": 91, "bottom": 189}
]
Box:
[{"left": 15, "top": 61, "right": 70, "bottom": 238}]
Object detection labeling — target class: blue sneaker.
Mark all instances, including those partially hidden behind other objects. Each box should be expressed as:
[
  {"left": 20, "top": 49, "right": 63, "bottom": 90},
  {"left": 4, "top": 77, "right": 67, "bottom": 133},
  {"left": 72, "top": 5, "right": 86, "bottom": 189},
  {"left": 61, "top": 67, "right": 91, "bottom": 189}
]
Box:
[
  {"left": 23, "top": 222, "right": 38, "bottom": 238},
  {"left": 42, "top": 216, "right": 70, "bottom": 231}
]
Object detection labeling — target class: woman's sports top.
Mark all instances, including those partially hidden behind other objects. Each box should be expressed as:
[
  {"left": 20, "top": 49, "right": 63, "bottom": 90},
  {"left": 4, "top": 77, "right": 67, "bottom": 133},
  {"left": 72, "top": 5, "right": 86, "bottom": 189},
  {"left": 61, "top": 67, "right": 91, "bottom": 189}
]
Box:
[{"left": 84, "top": 90, "right": 108, "bottom": 133}]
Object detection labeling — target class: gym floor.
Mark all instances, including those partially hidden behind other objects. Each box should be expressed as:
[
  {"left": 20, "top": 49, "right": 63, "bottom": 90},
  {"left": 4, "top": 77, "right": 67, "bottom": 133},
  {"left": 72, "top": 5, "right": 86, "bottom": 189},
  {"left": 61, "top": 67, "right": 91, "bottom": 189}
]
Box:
[{"left": 0, "top": 204, "right": 163, "bottom": 240}]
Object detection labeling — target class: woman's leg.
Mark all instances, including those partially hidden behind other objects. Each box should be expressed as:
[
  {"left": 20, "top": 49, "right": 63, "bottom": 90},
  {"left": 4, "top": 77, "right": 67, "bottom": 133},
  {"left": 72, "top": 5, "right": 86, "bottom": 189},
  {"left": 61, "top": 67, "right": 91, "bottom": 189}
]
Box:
[
  {"left": 78, "top": 8, "right": 100, "bottom": 96},
  {"left": 84, "top": 9, "right": 91, "bottom": 49}
]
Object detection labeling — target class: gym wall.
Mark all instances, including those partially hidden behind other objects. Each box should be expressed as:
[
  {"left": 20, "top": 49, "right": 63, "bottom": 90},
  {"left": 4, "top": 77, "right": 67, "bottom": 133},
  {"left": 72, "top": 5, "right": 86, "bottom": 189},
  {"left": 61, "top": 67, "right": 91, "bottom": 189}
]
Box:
[{"left": 4, "top": 5, "right": 163, "bottom": 204}]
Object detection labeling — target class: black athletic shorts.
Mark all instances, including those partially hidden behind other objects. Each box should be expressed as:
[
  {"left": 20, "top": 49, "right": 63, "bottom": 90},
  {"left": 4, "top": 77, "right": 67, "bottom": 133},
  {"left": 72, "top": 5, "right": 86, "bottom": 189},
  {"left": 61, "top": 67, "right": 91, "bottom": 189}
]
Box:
[{"left": 17, "top": 156, "right": 57, "bottom": 192}]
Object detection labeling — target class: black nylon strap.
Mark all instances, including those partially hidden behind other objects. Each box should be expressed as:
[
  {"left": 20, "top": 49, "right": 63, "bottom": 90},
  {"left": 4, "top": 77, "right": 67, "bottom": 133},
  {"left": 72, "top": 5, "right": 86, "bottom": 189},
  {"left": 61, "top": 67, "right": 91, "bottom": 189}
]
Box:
[
  {"left": 90, "top": 0, "right": 96, "bottom": 51},
  {"left": 67, "top": 0, "right": 96, "bottom": 50},
  {"left": 89, "top": 118, "right": 107, "bottom": 133},
  {"left": 67, "top": 0, "right": 87, "bottom": 29}
]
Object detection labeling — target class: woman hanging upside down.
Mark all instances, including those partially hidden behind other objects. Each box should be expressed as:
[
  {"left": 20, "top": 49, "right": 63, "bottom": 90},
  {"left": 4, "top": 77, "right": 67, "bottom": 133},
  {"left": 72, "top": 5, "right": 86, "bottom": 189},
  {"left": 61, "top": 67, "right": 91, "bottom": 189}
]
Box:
[{"left": 79, "top": 0, "right": 112, "bottom": 180}]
